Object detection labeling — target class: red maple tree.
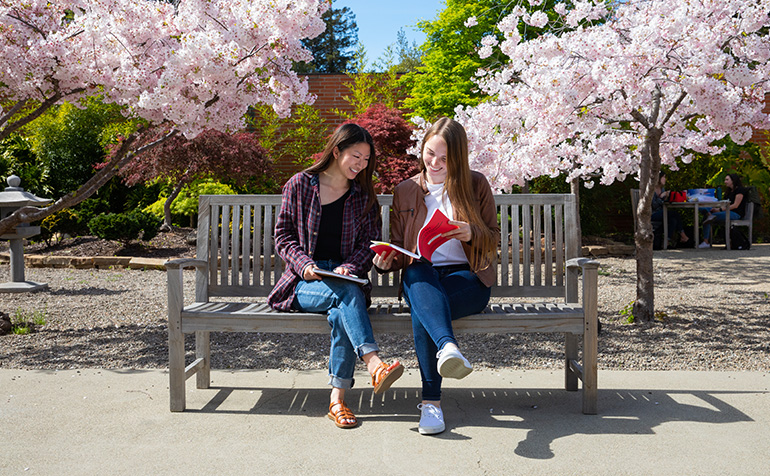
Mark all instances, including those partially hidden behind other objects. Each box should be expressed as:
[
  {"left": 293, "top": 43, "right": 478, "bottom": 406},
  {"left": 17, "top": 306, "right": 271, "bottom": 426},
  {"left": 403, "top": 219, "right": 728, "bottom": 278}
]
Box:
[{"left": 119, "top": 128, "right": 273, "bottom": 229}]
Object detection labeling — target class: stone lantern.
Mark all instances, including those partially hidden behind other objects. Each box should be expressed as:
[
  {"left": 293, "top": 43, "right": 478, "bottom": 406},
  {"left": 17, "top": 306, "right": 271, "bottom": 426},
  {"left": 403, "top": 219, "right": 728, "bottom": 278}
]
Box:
[{"left": 0, "top": 175, "right": 52, "bottom": 292}]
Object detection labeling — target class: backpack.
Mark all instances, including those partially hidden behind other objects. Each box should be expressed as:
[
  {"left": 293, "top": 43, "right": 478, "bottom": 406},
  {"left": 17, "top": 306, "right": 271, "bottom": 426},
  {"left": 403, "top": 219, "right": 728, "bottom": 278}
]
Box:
[
  {"left": 730, "top": 226, "right": 751, "bottom": 250},
  {"left": 746, "top": 186, "right": 763, "bottom": 218}
]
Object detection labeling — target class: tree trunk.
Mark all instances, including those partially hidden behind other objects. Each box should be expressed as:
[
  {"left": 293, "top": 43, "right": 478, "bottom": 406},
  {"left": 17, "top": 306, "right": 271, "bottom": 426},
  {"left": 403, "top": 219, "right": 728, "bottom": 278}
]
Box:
[
  {"left": 633, "top": 128, "right": 663, "bottom": 322},
  {"left": 570, "top": 177, "right": 582, "bottom": 247},
  {"left": 161, "top": 181, "right": 186, "bottom": 231}
]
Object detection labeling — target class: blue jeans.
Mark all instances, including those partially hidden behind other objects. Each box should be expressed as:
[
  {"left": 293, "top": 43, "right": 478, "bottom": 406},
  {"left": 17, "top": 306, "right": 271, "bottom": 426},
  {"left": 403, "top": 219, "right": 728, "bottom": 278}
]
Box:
[
  {"left": 651, "top": 208, "right": 683, "bottom": 238},
  {"left": 703, "top": 211, "right": 740, "bottom": 241},
  {"left": 402, "top": 262, "right": 491, "bottom": 401},
  {"left": 293, "top": 260, "right": 379, "bottom": 389}
]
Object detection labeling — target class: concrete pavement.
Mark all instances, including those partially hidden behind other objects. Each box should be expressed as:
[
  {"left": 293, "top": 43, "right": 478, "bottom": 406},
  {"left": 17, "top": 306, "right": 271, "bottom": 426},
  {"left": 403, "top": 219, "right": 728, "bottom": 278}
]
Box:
[{"left": 2, "top": 368, "right": 769, "bottom": 475}]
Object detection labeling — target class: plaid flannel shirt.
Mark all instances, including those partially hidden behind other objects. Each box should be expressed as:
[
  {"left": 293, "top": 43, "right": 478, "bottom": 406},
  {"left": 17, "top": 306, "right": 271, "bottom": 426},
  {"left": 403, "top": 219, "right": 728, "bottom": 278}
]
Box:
[{"left": 267, "top": 172, "right": 381, "bottom": 311}]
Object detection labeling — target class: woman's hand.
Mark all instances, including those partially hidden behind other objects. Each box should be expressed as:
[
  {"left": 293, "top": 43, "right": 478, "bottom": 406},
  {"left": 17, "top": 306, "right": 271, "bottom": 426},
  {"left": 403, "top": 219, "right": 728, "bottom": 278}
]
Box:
[
  {"left": 302, "top": 264, "right": 320, "bottom": 281},
  {"left": 444, "top": 220, "right": 472, "bottom": 243},
  {"left": 373, "top": 250, "right": 397, "bottom": 271},
  {"left": 333, "top": 266, "right": 351, "bottom": 276}
]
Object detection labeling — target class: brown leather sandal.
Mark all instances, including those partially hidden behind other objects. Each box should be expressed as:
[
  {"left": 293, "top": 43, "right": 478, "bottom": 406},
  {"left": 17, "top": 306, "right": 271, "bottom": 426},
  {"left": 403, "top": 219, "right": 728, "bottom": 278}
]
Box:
[
  {"left": 371, "top": 360, "right": 404, "bottom": 394},
  {"left": 327, "top": 401, "right": 358, "bottom": 429}
]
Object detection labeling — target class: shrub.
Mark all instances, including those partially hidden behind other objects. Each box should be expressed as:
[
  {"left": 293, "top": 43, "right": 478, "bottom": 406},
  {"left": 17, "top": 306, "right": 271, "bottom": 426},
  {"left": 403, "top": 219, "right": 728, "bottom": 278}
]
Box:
[
  {"left": 88, "top": 210, "right": 161, "bottom": 244},
  {"left": 346, "top": 104, "right": 418, "bottom": 193},
  {"left": 39, "top": 209, "right": 80, "bottom": 245}
]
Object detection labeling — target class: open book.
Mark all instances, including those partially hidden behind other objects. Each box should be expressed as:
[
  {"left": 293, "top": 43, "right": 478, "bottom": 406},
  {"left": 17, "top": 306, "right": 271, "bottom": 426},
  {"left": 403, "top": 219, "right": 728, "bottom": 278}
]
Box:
[
  {"left": 313, "top": 268, "right": 369, "bottom": 285},
  {"left": 370, "top": 208, "right": 458, "bottom": 265}
]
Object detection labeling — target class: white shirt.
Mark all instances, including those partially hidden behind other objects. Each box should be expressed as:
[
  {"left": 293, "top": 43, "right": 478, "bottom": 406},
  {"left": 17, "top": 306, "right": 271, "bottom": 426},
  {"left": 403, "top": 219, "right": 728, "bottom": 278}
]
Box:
[{"left": 424, "top": 182, "right": 468, "bottom": 266}]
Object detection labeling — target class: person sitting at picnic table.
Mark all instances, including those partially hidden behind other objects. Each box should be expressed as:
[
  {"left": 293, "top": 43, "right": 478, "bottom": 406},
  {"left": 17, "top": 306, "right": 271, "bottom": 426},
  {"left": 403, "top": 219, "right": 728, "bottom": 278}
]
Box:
[
  {"left": 652, "top": 171, "right": 689, "bottom": 245},
  {"left": 699, "top": 173, "right": 748, "bottom": 249}
]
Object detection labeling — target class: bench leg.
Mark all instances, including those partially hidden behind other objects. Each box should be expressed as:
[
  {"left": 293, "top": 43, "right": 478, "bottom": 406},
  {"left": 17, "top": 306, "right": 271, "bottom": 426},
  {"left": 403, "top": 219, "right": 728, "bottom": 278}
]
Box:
[
  {"left": 195, "top": 331, "right": 211, "bottom": 389},
  {"left": 168, "top": 314, "right": 186, "bottom": 412},
  {"left": 565, "top": 333, "right": 579, "bottom": 391},
  {"left": 582, "top": 326, "right": 598, "bottom": 415},
  {"left": 582, "top": 267, "right": 599, "bottom": 415}
]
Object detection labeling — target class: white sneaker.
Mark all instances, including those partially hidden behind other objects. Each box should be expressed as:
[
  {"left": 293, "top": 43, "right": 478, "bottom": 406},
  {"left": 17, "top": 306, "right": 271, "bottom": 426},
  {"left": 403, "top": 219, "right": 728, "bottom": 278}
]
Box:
[
  {"left": 417, "top": 403, "right": 445, "bottom": 435},
  {"left": 698, "top": 242, "right": 711, "bottom": 249},
  {"left": 436, "top": 347, "right": 473, "bottom": 379}
]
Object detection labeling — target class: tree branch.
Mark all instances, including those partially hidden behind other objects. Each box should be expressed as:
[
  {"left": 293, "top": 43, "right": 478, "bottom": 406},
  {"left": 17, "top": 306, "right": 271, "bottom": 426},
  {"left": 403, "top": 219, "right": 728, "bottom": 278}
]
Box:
[
  {"left": 0, "top": 127, "right": 179, "bottom": 236},
  {"left": 660, "top": 91, "right": 688, "bottom": 127},
  {"left": 7, "top": 11, "right": 47, "bottom": 39},
  {"left": 0, "top": 99, "right": 30, "bottom": 129}
]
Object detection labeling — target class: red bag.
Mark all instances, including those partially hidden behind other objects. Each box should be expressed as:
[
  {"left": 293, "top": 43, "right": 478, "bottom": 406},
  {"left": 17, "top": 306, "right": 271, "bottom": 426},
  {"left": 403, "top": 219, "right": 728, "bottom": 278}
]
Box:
[{"left": 668, "top": 191, "right": 687, "bottom": 202}]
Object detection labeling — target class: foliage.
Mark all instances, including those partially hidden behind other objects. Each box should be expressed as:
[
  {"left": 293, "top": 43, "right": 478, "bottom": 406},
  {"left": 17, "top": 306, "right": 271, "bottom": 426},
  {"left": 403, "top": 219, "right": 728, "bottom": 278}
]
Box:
[
  {"left": 402, "top": 0, "right": 561, "bottom": 120},
  {"left": 334, "top": 46, "right": 407, "bottom": 121},
  {"left": 39, "top": 209, "right": 81, "bottom": 246},
  {"left": 295, "top": 4, "right": 359, "bottom": 73},
  {"left": 372, "top": 29, "right": 423, "bottom": 73},
  {"left": 346, "top": 104, "right": 418, "bottom": 193},
  {"left": 144, "top": 180, "right": 237, "bottom": 226},
  {"left": 88, "top": 210, "right": 161, "bottom": 244},
  {"left": 26, "top": 98, "right": 132, "bottom": 197},
  {"left": 248, "top": 104, "right": 328, "bottom": 171},
  {"left": 0, "top": 135, "right": 47, "bottom": 196},
  {"left": 120, "top": 129, "right": 273, "bottom": 189}
]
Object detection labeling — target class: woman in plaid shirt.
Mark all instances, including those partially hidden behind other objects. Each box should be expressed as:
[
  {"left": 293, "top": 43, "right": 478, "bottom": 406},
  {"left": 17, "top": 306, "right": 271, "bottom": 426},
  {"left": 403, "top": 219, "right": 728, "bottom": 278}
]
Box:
[{"left": 268, "top": 124, "right": 403, "bottom": 429}]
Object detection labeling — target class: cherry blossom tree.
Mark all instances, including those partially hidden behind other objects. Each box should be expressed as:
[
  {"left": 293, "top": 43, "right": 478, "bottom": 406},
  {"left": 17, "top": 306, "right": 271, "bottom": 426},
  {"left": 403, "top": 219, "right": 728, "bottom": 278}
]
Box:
[
  {"left": 454, "top": 0, "right": 770, "bottom": 320},
  {"left": 0, "top": 0, "right": 328, "bottom": 235}
]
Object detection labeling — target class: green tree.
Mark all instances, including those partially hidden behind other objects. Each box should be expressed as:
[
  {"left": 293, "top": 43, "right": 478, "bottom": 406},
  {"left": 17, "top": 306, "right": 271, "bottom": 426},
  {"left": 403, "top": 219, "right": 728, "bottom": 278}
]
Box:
[
  {"left": 402, "top": 0, "right": 559, "bottom": 120},
  {"left": 295, "top": 3, "right": 359, "bottom": 73},
  {"left": 373, "top": 29, "right": 423, "bottom": 73},
  {"left": 27, "top": 97, "right": 134, "bottom": 197},
  {"left": 248, "top": 103, "right": 328, "bottom": 172}
]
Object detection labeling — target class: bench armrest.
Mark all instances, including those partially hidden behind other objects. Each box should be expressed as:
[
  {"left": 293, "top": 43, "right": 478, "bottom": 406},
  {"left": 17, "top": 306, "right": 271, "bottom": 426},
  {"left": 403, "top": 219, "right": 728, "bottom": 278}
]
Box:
[
  {"left": 164, "top": 258, "right": 209, "bottom": 271},
  {"left": 165, "top": 258, "right": 210, "bottom": 311},
  {"left": 566, "top": 257, "right": 600, "bottom": 271}
]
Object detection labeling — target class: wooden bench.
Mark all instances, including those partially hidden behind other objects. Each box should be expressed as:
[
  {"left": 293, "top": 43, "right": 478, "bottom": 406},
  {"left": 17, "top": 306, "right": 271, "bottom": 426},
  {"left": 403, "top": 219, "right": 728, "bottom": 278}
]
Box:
[{"left": 165, "top": 193, "right": 600, "bottom": 414}]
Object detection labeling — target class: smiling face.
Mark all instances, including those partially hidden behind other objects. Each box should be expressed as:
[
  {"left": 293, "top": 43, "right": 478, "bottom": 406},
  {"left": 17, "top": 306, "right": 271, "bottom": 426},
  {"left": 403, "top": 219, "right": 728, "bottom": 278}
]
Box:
[
  {"left": 331, "top": 141, "right": 371, "bottom": 181},
  {"left": 422, "top": 135, "right": 448, "bottom": 184}
]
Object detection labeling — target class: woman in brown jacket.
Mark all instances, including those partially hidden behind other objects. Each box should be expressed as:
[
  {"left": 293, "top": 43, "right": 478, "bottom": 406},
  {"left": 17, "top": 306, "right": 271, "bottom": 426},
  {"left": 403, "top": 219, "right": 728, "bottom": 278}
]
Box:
[{"left": 374, "top": 117, "right": 499, "bottom": 435}]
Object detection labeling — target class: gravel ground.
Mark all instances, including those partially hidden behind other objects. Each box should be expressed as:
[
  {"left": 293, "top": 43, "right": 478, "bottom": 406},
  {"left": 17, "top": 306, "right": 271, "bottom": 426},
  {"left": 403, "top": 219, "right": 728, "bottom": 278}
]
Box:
[{"left": 1, "top": 246, "right": 769, "bottom": 372}]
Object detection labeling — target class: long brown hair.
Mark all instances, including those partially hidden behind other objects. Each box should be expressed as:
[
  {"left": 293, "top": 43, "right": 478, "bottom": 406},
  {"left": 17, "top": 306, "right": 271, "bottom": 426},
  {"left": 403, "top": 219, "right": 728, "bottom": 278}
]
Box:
[
  {"left": 725, "top": 173, "right": 743, "bottom": 195},
  {"left": 306, "top": 123, "right": 378, "bottom": 214},
  {"left": 420, "top": 117, "right": 497, "bottom": 271}
]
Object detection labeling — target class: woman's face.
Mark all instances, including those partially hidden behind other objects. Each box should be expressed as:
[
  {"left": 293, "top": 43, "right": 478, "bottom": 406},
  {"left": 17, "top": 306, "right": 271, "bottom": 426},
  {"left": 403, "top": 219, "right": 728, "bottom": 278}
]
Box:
[
  {"left": 724, "top": 175, "right": 733, "bottom": 188},
  {"left": 331, "top": 142, "right": 371, "bottom": 181},
  {"left": 660, "top": 175, "right": 667, "bottom": 186},
  {"left": 422, "top": 135, "right": 448, "bottom": 185}
]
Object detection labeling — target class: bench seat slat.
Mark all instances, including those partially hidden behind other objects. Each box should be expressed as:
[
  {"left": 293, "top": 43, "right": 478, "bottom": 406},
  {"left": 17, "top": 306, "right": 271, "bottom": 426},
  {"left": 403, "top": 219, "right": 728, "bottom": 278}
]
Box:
[{"left": 180, "top": 301, "right": 585, "bottom": 334}]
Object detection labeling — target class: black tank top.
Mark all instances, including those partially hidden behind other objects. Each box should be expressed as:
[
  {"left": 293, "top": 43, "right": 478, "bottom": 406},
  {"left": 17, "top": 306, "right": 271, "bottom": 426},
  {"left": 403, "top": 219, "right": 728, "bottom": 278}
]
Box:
[{"left": 313, "top": 190, "right": 349, "bottom": 261}]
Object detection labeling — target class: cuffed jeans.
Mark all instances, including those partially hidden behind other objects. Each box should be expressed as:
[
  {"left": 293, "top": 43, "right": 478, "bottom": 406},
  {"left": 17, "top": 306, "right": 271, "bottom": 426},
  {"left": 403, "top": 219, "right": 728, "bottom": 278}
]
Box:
[
  {"left": 703, "top": 211, "right": 740, "bottom": 241},
  {"left": 293, "top": 260, "right": 379, "bottom": 389},
  {"left": 402, "top": 262, "right": 491, "bottom": 401}
]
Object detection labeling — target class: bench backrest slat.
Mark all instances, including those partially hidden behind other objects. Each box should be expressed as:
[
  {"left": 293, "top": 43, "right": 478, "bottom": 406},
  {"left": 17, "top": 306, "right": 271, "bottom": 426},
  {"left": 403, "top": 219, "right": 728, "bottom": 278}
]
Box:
[{"left": 196, "top": 193, "right": 579, "bottom": 301}]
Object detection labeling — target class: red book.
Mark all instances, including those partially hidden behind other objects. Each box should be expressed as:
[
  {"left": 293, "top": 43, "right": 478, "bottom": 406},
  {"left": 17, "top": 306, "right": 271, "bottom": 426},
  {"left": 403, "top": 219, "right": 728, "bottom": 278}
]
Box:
[{"left": 370, "top": 208, "right": 458, "bottom": 265}]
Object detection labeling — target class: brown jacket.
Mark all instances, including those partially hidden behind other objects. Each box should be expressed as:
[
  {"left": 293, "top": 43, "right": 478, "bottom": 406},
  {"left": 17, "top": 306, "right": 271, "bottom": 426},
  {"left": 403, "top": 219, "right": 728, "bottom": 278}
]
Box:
[{"left": 389, "top": 171, "right": 499, "bottom": 287}]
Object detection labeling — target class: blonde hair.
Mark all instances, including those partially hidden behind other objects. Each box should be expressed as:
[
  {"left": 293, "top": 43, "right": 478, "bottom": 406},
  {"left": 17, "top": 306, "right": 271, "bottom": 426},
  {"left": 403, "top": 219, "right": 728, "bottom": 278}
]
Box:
[{"left": 420, "top": 117, "right": 496, "bottom": 271}]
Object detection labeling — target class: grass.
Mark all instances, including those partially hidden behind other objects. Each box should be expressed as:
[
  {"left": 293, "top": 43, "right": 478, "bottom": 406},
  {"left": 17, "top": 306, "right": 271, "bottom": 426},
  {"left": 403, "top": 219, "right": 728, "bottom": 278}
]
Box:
[{"left": 11, "top": 306, "right": 47, "bottom": 335}]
